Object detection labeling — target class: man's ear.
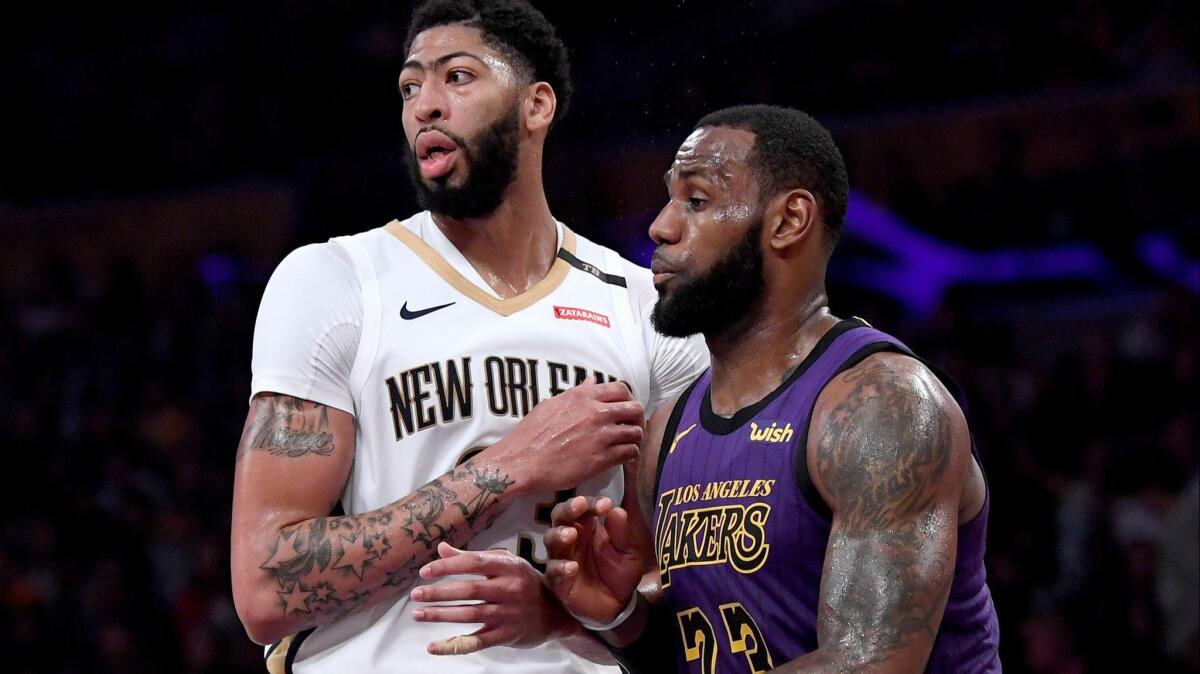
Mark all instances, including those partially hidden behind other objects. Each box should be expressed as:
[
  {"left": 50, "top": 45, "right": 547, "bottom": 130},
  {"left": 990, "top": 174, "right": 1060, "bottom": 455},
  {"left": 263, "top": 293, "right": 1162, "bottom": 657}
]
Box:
[
  {"left": 522, "top": 82, "right": 557, "bottom": 133},
  {"left": 767, "top": 189, "right": 819, "bottom": 252}
]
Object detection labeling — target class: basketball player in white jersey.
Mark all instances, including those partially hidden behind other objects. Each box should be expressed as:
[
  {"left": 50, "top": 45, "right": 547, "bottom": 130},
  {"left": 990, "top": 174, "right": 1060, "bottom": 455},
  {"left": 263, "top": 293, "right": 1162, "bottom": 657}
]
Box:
[{"left": 229, "top": 1, "right": 708, "bottom": 672}]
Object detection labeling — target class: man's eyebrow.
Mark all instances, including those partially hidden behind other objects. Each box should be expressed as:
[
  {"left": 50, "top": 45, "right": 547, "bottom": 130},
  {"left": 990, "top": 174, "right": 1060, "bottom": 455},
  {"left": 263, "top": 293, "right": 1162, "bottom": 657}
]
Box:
[
  {"left": 673, "top": 164, "right": 728, "bottom": 185},
  {"left": 401, "top": 51, "right": 488, "bottom": 72}
]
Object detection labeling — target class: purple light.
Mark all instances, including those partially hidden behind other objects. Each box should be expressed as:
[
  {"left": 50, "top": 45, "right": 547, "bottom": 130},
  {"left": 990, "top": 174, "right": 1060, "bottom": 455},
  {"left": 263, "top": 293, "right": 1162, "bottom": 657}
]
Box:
[
  {"left": 198, "top": 253, "right": 239, "bottom": 289},
  {"left": 1138, "top": 234, "right": 1200, "bottom": 292},
  {"left": 617, "top": 190, "right": 1194, "bottom": 314},
  {"left": 839, "top": 190, "right": 1117, "bottom": 315}
]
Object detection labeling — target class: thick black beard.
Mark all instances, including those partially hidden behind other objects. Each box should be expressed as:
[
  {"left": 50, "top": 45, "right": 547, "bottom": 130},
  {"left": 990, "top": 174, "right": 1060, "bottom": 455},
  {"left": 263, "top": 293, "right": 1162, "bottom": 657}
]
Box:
[
  {"left": 651, "top": 218, "right": 765, "bottom": 338},
  {"left": 405, "top": 104, "right": 520, "bottom": 220}
]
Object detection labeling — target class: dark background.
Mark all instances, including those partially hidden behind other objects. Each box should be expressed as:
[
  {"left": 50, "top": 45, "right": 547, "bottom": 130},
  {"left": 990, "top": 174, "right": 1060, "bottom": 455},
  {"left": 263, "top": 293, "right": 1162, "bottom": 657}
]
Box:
[{"left": 2, "top": 1, "right": 1197, "bottom": 672}]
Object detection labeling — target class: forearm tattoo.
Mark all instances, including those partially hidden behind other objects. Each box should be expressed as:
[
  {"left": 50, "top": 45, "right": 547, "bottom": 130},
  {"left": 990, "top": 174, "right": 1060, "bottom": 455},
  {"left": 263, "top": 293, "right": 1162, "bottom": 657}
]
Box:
[
  {"left": 238, "top": 396, "right": 334, "bottom": 459},
  {"left": 812, "top": 362, "right": 955, "bottom": 671},
  {"left": 258, "top": 460, "right": 515, "bottom": 622}
]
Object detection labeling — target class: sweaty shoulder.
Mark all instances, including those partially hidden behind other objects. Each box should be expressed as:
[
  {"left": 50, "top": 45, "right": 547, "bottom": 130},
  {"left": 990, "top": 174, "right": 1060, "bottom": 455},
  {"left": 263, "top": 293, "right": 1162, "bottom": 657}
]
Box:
[
  {"left": 250, "top": 241, "right": 363, "bottom": 415},
  {"left": 807, "top": 351, "right": 972, "bottom": 519}
]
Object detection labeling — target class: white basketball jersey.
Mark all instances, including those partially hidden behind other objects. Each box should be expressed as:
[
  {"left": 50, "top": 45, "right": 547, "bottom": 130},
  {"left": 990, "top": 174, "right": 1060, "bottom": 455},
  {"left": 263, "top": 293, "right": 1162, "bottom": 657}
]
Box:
[{"left": 275, "top": 212, "right": 706, "bottom": 673}]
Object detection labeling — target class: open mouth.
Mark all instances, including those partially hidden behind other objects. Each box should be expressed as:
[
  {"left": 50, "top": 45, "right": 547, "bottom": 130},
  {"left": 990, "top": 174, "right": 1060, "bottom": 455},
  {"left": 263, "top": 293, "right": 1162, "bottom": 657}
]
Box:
[{"left": 416, "top": 130, "right": 460, "bottom": 180}]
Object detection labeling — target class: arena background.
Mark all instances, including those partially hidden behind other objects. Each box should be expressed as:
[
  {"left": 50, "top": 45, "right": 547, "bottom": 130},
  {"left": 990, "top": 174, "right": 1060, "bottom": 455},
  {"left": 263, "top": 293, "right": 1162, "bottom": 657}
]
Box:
[{"left": 3, "top": 1, "right": 1197, "bottom": 672}]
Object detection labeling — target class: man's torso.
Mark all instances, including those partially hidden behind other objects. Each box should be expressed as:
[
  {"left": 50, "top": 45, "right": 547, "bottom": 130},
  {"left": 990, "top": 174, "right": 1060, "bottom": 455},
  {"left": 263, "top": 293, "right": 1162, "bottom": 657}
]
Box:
[
  {"left": 652, "top": 319, "right": 1001, "bottom": 674},
  {"left": 290, "top": 213, "right": 661, "bottom": 673}
]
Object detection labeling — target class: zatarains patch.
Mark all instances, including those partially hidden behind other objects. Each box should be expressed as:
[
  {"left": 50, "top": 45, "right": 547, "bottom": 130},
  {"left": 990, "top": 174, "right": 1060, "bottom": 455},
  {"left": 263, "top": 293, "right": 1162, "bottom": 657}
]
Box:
[{"left": 553, "top": 305, "right": 611, "bottom": 328}]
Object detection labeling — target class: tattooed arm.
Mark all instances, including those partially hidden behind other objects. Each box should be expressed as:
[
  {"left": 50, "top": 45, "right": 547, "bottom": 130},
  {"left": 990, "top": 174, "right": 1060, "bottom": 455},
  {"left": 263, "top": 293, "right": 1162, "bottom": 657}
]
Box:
[
  {"left": 777, "top": 353, "right": 972, "bottom": 674},
  {"left": 230, "top": 393, "right": 521, "bottom": 645},
  {"left": 232, "top": 381, "right": 645, "bottom": 645}
]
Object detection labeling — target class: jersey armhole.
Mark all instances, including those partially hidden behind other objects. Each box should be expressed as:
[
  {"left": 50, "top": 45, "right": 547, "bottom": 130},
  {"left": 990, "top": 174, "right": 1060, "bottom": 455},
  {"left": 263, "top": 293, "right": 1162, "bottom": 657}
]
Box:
[
  {"left": 264, "top": 626, "right": 316, "bottom": 674},
  {"left": 653, "top": 376, "right": 702, "bottom": 497}
]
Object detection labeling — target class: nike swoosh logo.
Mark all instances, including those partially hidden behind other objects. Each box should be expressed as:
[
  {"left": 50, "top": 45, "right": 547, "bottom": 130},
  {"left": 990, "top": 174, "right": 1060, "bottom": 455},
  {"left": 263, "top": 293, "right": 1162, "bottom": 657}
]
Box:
[
  {"left": 400, "top": 301, "right": 456, "bottom": 320},
  {"left": 668, "top": 423, "right": 697, "bottom": 455}
]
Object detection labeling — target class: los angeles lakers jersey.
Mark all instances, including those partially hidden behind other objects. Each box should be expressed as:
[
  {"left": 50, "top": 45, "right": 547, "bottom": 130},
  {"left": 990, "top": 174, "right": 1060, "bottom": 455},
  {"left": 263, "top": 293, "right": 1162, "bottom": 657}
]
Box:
[
  {"left": 251, "top": 211, "right": 708, "bottom": 673},
  {"left": 652, "top": 319, "right": 999, "bottom": 673}
]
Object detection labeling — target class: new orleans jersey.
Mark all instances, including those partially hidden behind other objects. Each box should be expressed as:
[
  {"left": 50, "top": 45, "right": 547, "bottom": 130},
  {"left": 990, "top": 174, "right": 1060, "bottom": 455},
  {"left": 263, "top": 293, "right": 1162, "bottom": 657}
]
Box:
[{"left": 250, "top": 212, "right": 708, "bottom": 673}]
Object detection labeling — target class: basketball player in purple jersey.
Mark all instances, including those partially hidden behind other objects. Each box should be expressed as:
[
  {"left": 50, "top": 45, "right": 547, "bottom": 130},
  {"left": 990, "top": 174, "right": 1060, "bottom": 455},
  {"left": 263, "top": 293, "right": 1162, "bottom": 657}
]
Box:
[{"left": 541, "top": 105, "right": 1001, "bottom": 673}]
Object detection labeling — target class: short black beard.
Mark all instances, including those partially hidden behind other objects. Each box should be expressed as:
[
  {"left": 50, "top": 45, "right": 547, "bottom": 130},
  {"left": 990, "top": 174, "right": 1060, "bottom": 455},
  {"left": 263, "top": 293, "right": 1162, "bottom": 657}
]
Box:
[
  {"left": 405, "top": 103, "right": 520, "bottom": 220},
  {"left": 651, "top": 218, "right": 765, "bottom": 338}
]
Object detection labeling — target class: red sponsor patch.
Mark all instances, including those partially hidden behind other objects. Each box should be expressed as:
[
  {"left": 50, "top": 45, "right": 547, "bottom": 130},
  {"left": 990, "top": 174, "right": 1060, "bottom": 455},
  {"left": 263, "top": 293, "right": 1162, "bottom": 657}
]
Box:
[{"left": 553, "top": 305, "right": 611, "bottom": 328}]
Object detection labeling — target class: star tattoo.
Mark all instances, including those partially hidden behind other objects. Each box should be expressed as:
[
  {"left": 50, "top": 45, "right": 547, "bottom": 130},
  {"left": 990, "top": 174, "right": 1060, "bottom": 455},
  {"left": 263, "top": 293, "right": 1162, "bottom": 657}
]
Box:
[{"left": 278, "top": 582, "right": 313, "bottom": 615}]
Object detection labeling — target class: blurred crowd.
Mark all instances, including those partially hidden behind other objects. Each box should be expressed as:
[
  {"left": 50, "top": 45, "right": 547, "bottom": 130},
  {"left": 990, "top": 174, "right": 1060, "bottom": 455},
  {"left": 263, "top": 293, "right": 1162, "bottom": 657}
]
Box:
[
  {"left": 3, "top": 0, "right": 1198, "bottom": 672},
  {"left": 7, "top": 0, "right": 1197, "bottom": 201}
]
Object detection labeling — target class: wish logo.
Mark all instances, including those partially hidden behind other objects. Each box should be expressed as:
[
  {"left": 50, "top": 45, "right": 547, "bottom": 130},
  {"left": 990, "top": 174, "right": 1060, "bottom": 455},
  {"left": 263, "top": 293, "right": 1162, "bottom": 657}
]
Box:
[{"left": 748, "top": 421, "right": 793, "bottom": 443}]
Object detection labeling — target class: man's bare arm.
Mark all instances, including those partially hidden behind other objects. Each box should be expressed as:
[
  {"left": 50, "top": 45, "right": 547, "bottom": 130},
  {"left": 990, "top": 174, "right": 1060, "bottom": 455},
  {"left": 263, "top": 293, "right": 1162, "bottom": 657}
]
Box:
[
  {"left": 232, "top": 380, "right": 644, "bottom": 645},
  {"left": 635, "top": 398, "right": 675, "bottom": 525},
  {"left": 231, "top": 394, "right": 521, "bottom": 645},
  {"left": 776, "top": 353, "right": 970, "bottom": 674}
]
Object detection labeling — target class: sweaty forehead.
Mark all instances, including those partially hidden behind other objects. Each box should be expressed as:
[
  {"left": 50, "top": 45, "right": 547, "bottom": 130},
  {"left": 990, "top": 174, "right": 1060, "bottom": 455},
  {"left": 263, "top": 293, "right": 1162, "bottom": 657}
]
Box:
[
  {"left": 406, "top": 24, "right": 503, "bottom": 66},
  {"left": 672, "top": 127, "right": 756, "bottom": 179},
  {"left": 405, "top": 23, "right": 520, "bottom": 85},
  {"left": 409, "top": 23, "right": 486, "bottom": 56}
]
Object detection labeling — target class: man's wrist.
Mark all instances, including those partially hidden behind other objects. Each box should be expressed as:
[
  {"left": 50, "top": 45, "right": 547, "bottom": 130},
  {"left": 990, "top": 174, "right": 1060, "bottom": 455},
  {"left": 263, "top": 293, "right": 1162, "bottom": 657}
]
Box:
[
  {"left": 599, "top": 592, "right": 651, "bottom": 648},
  {"left": 473, "top": 441, "right": 534, "bottom": 500},
  {"left": 543, "top": 584, "right": 586, "bottom": 641},
  {"left": 604, "top": 596, "right": 676, "bottom": 672},
  {"left": 576, "top": 591, "right": 639, "bottom": 632}
]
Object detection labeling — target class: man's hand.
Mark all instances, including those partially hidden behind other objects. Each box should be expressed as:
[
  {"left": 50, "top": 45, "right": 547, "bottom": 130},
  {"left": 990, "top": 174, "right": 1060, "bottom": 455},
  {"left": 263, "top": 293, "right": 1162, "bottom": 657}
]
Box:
[
  {"left": 411, "top": 543, "right": 577, "bottom": 655},
  {"left": 544, "top": 496, "right": 646, "bottom": 626},
  {"left": 482, "top": 381, "right": 645, "bottom": 494}
]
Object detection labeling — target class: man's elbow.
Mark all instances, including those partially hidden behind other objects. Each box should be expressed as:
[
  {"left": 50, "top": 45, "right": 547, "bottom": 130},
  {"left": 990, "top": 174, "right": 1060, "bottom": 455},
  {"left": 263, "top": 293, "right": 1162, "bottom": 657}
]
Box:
[{"left": 232, "top": 577, "right": 291, "bottom": 645}]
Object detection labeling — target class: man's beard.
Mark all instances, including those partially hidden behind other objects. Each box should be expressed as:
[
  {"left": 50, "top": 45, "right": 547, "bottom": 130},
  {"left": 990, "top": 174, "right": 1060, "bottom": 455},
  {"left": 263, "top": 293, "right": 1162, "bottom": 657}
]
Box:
[
  {"left": 651, "top": 218, "right": 766, "bottom": 338},
  {"left": 405, "top": 103, "right": 520, "bottom": 219}
]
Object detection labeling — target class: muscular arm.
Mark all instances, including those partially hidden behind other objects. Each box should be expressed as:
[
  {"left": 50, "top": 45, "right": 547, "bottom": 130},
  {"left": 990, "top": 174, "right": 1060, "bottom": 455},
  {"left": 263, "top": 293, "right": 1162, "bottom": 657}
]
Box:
[
  {"left": 231, "top": 394, "right": 520, "bottom": 645},
  {"left": 233, "top": 378, "right": 643, "bottom": 646},
  {"left": 776, "top": 353, "right": 971, "bottom": 674}
]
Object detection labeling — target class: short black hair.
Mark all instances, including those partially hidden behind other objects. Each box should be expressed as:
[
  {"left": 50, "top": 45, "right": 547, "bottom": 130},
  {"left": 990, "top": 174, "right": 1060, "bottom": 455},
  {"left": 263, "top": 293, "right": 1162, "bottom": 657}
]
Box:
[
  {"left": 405, "top": 0, "right": 572, "bottom": 125},
  {"left": 696, "top": 105, "right": 849, "bottom": 250}
]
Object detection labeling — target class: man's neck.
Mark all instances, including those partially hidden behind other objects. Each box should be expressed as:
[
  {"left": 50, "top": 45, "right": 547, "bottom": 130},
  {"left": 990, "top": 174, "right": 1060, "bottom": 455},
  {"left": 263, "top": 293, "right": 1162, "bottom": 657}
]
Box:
[
  {"left": 430, "top": 176, "right": 558, "bottom": 299},
  {"left": 705, "top": 287, "right": 837, "bottom": 416}
]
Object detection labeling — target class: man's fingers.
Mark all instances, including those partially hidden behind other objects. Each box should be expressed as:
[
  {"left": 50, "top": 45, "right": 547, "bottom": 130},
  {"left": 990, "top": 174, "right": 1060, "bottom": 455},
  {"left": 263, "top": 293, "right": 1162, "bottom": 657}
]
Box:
[
  {"left": 601, "top": 399, "right": 647, "bottom": 425},
  {"left": 411, "top": 579, "right": 498, "bottom": 604},
  {"left": 544, "top": 523, "right": 579, "bottom": 556},
  {"left": 607, "top": 443, "right": 641, "bottom": 465},
  {"left": 436, "top": 541, "right": 464, "bottom": 559},
  {"left": 603, "top": 506, "right": 632, "bottom": 552},
  {"left": 594, "top": 496, "right": 615, "bottom": 516},
  {"left": 412, "top": 603, "right": 496, "bottom": 624},
  {"left": 550, "top": 495, "right": 608, "bottom": 526},
  {"left": 591, "top": 380, "right": 636, "bottom": 403},
  {"left": 592, "top": 512, "right": 613, "bottom": 552},
  {"left": 427, "top": 630, "right": 493, "bottom": 656},
  {"left": 548, "top": 496, "right": 584, "bottom": 526},
  {"left": 603, "top": 422, "right": 644, "bottom": 447},
  {"left": 544, "top": 558, "right": 578, "bottom": 598},
  {"left": 544, "top": 558, "right": 579, "bottom": 580},
  {"left": 420, "top": 549, "right": 513, "bottom": 580}
]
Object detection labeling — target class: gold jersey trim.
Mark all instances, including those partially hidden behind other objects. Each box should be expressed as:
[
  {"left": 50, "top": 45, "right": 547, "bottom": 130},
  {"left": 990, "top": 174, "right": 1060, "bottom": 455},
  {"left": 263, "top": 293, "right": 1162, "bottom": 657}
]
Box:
[{"left": 384, "top": 220, "right": 576, "bottom": 317}]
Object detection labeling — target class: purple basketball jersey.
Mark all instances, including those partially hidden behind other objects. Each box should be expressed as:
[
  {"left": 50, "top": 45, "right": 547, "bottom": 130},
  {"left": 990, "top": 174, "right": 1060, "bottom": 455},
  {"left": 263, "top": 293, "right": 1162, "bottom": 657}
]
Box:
[{"left": 652, "top": 319, "right": 1001, "bottom": 673}]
